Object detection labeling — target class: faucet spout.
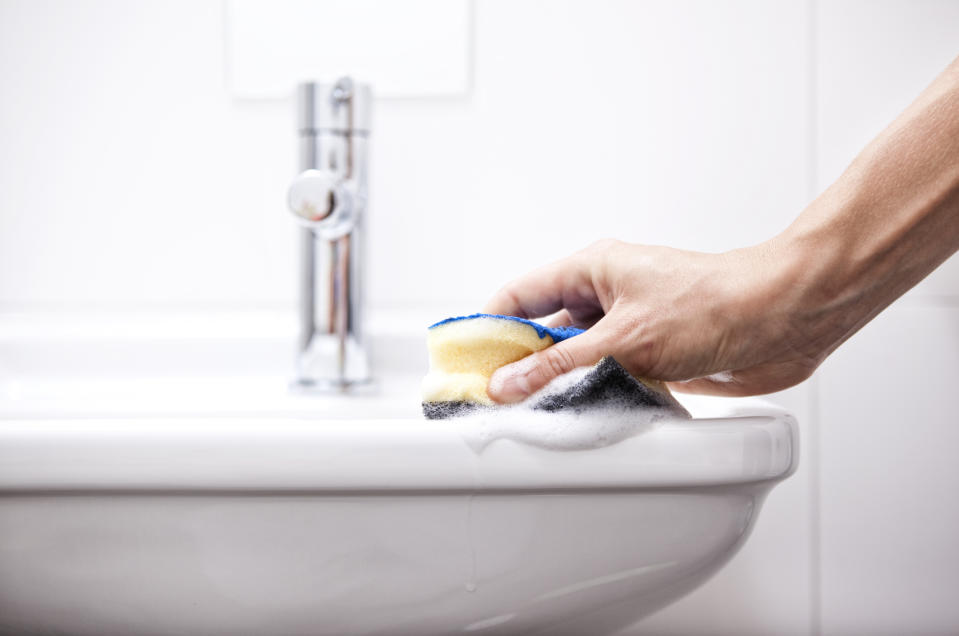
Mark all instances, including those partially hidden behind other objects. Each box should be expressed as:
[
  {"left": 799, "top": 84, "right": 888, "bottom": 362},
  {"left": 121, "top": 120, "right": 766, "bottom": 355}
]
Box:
[{"left": 287, "top": 78, "right": 372, "bottom": 390}]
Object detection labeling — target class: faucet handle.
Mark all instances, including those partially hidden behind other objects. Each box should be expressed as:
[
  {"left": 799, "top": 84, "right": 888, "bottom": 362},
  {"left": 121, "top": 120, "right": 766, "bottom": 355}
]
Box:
[{"left": 288, "top": 169, "right": 355, "bottom": 239}]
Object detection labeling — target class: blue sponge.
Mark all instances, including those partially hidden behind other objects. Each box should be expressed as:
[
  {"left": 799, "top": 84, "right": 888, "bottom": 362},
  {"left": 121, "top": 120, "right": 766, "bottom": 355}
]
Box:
[{"left": 429, "top": 313, "right": 584, "bottom": 342}]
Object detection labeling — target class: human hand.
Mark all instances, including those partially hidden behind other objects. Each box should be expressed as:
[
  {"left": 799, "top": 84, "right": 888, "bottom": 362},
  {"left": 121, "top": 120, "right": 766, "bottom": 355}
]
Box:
[
  {"left": 484, "top": 56, "right": 959, "bottom": 404},
  {"left": 483, "top": 238, "right": 824, "bottom": 403}
]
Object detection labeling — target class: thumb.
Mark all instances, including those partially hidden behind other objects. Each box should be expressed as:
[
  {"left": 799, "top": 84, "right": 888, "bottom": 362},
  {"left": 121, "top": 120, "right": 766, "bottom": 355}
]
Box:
[{"left": 487, "top": 324, "right": 611, "bottom": 404}]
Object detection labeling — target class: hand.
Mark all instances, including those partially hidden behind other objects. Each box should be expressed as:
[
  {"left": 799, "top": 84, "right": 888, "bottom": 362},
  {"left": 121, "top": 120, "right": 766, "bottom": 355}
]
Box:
[
  {"left": 484, "top": 56, "right": 959, "bottom": 404},
  {"left": 483, "top": 238, "right": 824, "bottom": 403}
]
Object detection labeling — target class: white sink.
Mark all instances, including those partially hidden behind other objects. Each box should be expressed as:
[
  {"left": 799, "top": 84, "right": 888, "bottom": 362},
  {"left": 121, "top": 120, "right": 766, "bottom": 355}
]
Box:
[{"left": 0, "top": 312, "right": 798, "bottom": 635}]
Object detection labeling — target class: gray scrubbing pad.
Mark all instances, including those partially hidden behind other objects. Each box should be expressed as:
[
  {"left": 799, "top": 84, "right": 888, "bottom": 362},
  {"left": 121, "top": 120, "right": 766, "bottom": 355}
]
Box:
[
  {"left": 421, "top": 401, "right": 482, "bottom": 419},
  {"left": 422, "top": 356, "right": 689, "bottom": 420},
  {"left": 531, "top": 356, "right": 687, "bottom": 414}
]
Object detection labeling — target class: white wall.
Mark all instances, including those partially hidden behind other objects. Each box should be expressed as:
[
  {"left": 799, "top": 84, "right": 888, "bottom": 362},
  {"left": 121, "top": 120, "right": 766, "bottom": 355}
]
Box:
[
  {"left": 1, "top": 1, "right": 957, "bottom": 634},
  {"left": 814, "top": 2, "right": 959, "bottom": 635}
]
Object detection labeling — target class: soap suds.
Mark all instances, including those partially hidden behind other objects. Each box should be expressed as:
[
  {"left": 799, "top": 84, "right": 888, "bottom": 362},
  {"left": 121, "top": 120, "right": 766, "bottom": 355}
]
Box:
[
  {"left": 456, "top": 405, "right": 672, "bottom": 453},
  {"left": 703, "top": 370, "right": 737, "bottom": 384},
  {"left": 455, "top": 367, "right": 677, "bottom": 453}
]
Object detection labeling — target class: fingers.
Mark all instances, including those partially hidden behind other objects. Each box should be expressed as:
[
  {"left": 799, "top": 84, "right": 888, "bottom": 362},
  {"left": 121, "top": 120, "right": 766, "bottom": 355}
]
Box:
[
  {"left": 544, "top": 308, "right": 605, "bottom": 330},
  {"left": 667, "top": 361, "right": 816, "bottom": 397},
  {"left": 487, "top": 319, "right": 613, "bottom": 404},
  {"left": 544, "top": 309, "right": 574, "bottom": 328},
  {"left": 666, "top": 377, "right": 750, "bottom": 397},
  {"left": 483, "top": 253, "right": 596, "bottom": 320}
]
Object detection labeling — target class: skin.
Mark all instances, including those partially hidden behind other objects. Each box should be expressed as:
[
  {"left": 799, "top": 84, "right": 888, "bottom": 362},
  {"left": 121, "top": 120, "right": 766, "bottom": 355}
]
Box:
[{"left": 485, "top": 56, "right": 959, "bottom": 404}]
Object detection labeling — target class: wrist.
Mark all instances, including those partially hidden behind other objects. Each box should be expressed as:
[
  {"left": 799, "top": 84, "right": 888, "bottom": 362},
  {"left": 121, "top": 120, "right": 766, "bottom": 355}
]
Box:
[{"left": 766, "top": 195, "right": 886, "bottom": 361}]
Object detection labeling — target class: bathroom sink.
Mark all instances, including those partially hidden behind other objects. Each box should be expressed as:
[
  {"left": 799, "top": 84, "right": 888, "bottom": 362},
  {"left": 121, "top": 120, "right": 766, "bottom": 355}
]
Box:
[{"left": 0, "top": 312, "right": 798, "bottom": 636}]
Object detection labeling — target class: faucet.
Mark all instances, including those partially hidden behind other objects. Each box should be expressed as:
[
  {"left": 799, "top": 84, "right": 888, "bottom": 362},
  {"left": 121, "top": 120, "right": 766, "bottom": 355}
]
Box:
[{"left": 287, "top": 78, "right": 371, "bottom": 390}]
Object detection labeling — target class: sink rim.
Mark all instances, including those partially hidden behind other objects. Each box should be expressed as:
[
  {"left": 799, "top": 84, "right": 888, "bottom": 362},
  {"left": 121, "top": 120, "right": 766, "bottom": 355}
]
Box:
[
  {"left": 0, "top": 405, "right": 797, "bottom": 493},
  {"left": 0, "top": 311, "right": 799, "bottom": 494}
]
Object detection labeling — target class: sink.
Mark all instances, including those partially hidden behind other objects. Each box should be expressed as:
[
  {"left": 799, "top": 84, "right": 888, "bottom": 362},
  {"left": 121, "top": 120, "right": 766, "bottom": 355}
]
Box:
[{"left": 0, "top": 311, "right": 798, "bottom": 636}]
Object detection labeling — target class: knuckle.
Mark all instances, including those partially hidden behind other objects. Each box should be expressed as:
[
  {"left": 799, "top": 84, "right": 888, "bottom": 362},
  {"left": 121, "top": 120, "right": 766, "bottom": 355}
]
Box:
[
  {"left": 614, "top": 324, "right": 662, "bottom": 376},
  {"left": 499, "top": 283, "right": 520, "bottom": 303},
  {"left": 489, "top": 283, "right": 521, "bottom": 313},
  {"left": 541, "top": 346, "right": 577, "bottom": 380},
  {"left": 587, "top": 238, "right": 620, "bottom": 253}
]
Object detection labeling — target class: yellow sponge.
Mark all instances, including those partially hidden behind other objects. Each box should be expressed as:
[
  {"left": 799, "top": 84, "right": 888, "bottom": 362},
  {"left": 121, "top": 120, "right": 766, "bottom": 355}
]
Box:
[{"left": 421, "top": 314, "right": 568, "bottom": 406}]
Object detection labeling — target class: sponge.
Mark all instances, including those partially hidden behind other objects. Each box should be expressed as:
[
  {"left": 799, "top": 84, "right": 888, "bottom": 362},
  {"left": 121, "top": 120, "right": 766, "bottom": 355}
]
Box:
[
  {"left": 421, "top": 314, "right": 582, "bottom": 417},
  {"left": 530, "top": 356, "right": 688, "bottom": 415},
  {"left": 421, "top": 314, "right": 688, "bottom": 419}
]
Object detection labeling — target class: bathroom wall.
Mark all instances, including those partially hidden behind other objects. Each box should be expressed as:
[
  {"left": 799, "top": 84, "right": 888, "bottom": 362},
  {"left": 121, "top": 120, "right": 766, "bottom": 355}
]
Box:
[{"left": 1, "top": 1, "right": 957, "bottom": 634}]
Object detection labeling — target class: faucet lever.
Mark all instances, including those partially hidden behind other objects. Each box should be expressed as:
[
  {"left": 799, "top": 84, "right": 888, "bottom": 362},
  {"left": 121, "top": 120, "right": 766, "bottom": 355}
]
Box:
[{"left": 288, "top": 169, "right": 356, "bottom": 240}]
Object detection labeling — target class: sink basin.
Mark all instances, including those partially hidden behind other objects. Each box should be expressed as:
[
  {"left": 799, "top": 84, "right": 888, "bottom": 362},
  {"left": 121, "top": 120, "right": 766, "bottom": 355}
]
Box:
[{"left": 0, "top": 312, "right": 798, "bottom": 635}]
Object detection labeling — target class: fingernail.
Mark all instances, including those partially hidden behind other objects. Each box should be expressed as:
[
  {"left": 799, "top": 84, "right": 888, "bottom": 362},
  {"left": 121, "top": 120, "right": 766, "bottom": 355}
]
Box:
[{"left": 488, "top": 359, "right": 535, "bottom": 404}]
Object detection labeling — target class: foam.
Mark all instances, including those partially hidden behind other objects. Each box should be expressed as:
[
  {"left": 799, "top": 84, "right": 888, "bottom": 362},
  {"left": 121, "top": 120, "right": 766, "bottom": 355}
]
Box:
[
  {"left": 422, "top": 314, "right": 690, "bottom": 452},
  {"left": 456, "top": 407, "right": 673, "bottom": 454},
  {"left": 454, "top": 366, "right": 679, "bottom": 453},
  {"left": 703, "top": 370, "right": 737, "bottom": 384}
]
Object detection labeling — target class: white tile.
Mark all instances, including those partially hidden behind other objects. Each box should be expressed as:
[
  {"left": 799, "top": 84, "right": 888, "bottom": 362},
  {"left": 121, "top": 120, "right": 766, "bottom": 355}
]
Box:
[
  {"left": 3, "top": 0, "right": 955, "bottom": 318},
  {"left": 816, "top": 0, "right": 959, "bottom": 300},
  {"left": 818, "top": 303, "right": 959, "bottom": 634},
  {"left": 0, "top": 0, "right": 810, "bottom": 312},
  {"left": 0, "top": 1, "right": 297, "bottom": 307},
  {"left": 370, "top": 0, "right": 811, "bottom": 311},
  {"left": 225, "top": 0, "right": 472, "bottom": 99},
  {"left": 625, "top": 382, "right": 815, "bottom": 636}
]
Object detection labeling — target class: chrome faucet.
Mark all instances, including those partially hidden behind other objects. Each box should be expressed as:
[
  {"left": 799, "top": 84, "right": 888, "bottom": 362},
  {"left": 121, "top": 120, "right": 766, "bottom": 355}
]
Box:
[{"left": 287, "top": 78, "right": 371, "bottom": 390}]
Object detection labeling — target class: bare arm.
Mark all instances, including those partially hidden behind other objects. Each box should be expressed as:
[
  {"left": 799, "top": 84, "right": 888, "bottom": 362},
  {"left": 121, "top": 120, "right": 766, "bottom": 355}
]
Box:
[{"left": 484, "top": 56, "right": 959, "bottom": 403}]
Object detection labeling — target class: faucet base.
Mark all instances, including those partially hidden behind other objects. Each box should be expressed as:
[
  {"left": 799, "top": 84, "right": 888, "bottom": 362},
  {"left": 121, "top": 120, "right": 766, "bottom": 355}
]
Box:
[
  {"left": 293, "top": 331, "right": 372, "bottom": 393},
  {"left": 289, "top": 377, "right": 376, "bottom": 395}
]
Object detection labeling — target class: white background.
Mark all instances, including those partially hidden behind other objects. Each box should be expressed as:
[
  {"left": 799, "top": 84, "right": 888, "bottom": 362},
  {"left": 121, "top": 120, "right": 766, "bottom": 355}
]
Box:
[{"left": 1, "top": 1, "right": 957, "bottom": 634}]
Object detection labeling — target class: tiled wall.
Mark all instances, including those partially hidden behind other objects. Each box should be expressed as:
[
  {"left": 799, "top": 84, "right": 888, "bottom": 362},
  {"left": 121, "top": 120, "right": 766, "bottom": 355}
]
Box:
[
  {"left": 813, "top": 2, "right": 959, "bottom": 635},
  {"left": 0, "top": 1, "right": 956, "bottom": 634}
]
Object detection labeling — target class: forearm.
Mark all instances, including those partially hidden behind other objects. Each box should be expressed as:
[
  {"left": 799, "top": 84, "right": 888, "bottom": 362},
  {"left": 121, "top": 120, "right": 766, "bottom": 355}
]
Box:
[
  {"left": 774, "top": 56, "right": 959, "bottom": 358},
  {"left": 485, "top": 58, "right": 959, "bottom": 401}
]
